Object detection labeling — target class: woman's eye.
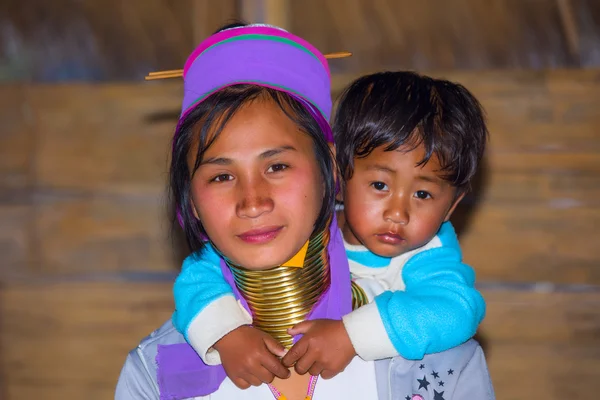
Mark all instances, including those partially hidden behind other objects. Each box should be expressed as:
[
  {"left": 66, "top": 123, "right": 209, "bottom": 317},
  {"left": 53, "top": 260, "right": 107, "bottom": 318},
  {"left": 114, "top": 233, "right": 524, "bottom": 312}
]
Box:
[
  {"left": 415, "top": 190, "right": 432, "bottom": 199},
  {"left": 371, "top": 181, "right": 388, "bottom": 191},
  {"left": 267, "top": 163, "right": 288, "bottom": 173},
  {"left": 211, "top": 174, "right": 233, "bottom": 183}
]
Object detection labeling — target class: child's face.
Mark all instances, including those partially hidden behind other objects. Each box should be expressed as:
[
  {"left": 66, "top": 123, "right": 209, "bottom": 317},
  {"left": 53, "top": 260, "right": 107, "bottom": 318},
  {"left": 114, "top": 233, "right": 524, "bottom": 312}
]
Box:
[
  {"left": 188, "top": 99, "right": 325, "bottom": 270},
  {"left": 341, "top": 143, "right": 464, "bottom": 258}
]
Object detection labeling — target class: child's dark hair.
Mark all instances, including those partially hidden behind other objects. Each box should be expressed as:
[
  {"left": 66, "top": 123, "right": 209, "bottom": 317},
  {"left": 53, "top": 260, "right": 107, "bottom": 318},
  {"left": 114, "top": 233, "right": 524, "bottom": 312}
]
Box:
[
  {"left": 170, "top": 85, "right": 336, "bottom": 253},
  {"left": 333, "top": 71, "right": 488, "bottom": 191}
]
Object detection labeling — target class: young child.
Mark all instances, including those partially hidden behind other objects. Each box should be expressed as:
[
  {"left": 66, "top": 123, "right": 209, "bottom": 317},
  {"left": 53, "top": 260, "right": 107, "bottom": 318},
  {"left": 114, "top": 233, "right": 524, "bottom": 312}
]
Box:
[{"left": 172, "top": 70, "right": 488, "bottom": 386}]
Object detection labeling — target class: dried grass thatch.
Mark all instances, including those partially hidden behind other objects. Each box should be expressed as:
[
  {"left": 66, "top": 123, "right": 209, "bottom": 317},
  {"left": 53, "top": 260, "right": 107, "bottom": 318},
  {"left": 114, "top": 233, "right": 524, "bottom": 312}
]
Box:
[
  {"left": 1, "top": 0, "right": 599, "bottom": 81},
  {"left": 291, "top": 0, "right": 600, "bottom": 72}
]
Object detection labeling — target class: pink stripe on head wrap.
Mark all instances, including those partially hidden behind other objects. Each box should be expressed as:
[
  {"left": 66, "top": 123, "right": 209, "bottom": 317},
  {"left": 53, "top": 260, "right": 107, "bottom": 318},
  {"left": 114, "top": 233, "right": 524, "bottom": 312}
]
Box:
[
  {"left": 180, "top": 24, "right": 332, "bottom": 121},
  {"left": 182, "top": 25, "right": 330, "bottom": 78}
]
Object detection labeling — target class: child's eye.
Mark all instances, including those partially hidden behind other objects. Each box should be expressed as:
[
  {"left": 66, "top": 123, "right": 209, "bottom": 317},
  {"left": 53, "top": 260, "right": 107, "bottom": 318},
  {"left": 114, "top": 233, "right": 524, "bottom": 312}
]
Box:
[
  {"left": 267, "top": 163, "right": 288, "bottom": 173},
  {"left": 371, "top": 181, "right": 388, "bottom": 191},
  {"left": 414, "top": 190, "right": 432, "bottom": 199},
  {"left": 211, "top": 174, "right": 233, "bottom": 183}
]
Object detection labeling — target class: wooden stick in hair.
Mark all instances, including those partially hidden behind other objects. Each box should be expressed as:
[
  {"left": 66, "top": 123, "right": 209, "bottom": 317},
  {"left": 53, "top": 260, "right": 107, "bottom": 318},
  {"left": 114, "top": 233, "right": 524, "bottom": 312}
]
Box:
[{"left": 145, "top": 51, "right": 352, "bottom": 80}]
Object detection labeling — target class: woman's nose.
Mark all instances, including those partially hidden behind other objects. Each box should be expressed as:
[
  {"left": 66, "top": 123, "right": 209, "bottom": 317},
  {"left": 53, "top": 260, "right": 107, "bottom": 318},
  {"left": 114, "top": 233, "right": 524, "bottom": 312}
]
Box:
[{"left": 236, "top": 176, "right": 274, "bottom": 219}]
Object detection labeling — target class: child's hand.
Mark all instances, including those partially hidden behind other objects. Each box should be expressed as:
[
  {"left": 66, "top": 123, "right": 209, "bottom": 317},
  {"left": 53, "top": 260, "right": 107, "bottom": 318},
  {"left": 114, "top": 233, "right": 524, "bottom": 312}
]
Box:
[
  {"left": 213, "top": 325, "right": 290, "bottom": 389},
  {"left": 282, "top": 319, "right": 356, "bottom": 379}
]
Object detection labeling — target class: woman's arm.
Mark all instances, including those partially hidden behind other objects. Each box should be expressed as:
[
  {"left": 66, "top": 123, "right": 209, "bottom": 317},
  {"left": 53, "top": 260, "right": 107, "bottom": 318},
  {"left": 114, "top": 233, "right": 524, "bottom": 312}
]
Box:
[
  {"left": 387, "top": 339, "right": 495, "bottom": 400},
  {"left": 115, "top": 353, "right": 160, "bottom": 400},
  {"left": 450, "top": 344, "right": 495, "bottom": 399}
]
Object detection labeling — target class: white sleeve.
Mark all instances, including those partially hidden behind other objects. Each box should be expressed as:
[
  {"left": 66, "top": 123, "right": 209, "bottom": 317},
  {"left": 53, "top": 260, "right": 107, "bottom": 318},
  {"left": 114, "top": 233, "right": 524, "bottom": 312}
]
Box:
[
  {"left": 342, "top": 301, "right": 399, "bottom": 361},
  {"left": 342, "top": 277, "right": 398, "bottom": 361},
  {"left": 186, "top": 295, "right": 253, "bottom": 365}
]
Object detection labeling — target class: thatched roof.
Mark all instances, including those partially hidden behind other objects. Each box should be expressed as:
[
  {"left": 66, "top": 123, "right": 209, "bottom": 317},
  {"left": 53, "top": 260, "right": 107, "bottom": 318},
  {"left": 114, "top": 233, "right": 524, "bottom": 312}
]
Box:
[
  {"left": 1, "top": 0, "right": 599, "bottom": 81},
  {"left": 292, "top": 0, "right": 600, "bottom": 71}
]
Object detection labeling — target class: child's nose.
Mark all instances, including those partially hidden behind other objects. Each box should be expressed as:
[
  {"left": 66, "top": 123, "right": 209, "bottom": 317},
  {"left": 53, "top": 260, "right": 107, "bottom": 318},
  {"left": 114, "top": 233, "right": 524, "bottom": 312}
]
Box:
[{"left": 383, "top": 197, "right": 409, "bottom": 225}]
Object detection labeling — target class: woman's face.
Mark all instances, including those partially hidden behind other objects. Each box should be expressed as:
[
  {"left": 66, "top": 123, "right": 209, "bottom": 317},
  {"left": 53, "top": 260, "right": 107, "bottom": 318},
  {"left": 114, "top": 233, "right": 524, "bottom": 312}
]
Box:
[{"left": 188, "top": 98, "right": 325, "bottom": 270}]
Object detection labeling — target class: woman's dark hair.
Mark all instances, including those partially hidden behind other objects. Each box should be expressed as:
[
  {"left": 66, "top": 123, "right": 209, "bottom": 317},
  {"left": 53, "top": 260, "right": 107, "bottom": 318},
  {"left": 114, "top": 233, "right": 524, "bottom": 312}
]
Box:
[
  {"left": 170, "top": 85, "right": 336, "bottom": 253},
  {"left": 333, "top": 71, "right": 488, "bottom": 191},
  {"left": 213, "top": 20, "right": 248, "bottom": 34}
]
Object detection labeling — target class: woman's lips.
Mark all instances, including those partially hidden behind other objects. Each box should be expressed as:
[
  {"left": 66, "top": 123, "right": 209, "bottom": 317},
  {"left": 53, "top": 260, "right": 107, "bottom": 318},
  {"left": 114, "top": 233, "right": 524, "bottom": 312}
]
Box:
[
  {"left": 237, "top": 226, "right": 283, "bottom": 244},
  {"left": 375, "top": 232, "right": 405, "bottom": 245}
]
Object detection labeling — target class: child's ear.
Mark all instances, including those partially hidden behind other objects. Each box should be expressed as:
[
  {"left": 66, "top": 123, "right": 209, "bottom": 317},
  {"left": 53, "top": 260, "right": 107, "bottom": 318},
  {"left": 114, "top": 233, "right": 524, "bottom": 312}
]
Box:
[{"left": 444, "top": 190, "right": 466, "bottom": 222}]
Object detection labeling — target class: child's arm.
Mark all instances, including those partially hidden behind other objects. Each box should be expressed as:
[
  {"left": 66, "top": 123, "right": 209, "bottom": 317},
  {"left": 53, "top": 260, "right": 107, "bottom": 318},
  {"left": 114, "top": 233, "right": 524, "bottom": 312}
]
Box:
[
  {"left": 173, "top": 245, "right": 289, "bottom": 388},
  {"left": 173, "top": 245, "right": 251, "bottom": 364},
  {"left": 343, "top": 247, "right": 486, "bottom": 361},
  {"left": 282, "top": 318, "right": 355, "bottom": 378},
  {"left": 282, "top": 250, "right": 484, "bottom": 377}
]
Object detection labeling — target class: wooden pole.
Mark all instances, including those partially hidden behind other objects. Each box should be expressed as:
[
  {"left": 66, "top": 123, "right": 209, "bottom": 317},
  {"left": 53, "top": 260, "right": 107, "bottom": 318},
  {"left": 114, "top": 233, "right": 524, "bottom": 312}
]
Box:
[
  {"left": 239, "top": 0, "right": 290, "bottom": 29},
  {"left": 192, "top": 0, "right": 240, "bottom": 44},
  {"left": 556, "top": 0, "right": 580, "bottom": 64}
]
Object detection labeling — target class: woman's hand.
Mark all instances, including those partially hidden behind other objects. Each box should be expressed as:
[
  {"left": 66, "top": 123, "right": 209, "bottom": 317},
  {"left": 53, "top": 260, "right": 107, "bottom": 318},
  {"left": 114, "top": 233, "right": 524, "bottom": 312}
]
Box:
[
  {"left": 282, "top": 319, "right": 356, "bottom": 379},
  {"left": 214, "top": 326, "right": 290, "bottom": 389}
]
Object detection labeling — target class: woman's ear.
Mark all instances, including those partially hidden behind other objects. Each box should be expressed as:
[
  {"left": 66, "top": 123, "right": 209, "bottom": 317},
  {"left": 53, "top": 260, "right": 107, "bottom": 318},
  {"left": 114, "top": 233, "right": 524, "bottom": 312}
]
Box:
[
  {"left": 190, "top": 198, "right": 200, "bottom": 220},
  {"left": 335, "top": 185, "right": 344, "bottom": 202},
  {"left": 328, "top": 143, "right": 344, "bottom": 202},
  {"left": 328, "top": 143, "right": 337, "bottom": 180}
]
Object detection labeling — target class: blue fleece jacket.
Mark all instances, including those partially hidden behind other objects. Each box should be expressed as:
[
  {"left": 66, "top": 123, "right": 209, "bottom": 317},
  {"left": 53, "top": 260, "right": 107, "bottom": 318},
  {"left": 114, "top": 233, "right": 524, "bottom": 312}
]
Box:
[{"left": 172, "top": 222, "right": 485, "bottom": 362}]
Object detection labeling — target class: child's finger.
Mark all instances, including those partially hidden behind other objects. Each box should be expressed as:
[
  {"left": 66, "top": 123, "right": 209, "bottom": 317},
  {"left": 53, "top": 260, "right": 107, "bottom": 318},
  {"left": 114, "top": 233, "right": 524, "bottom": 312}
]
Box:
[
  {"left": 260, "top": 352, "right": 291, "bottom": 380},
  {"left": 293, "top": 350, "right": 317, "bottom": 375},
  {"left": 308, "top": 362, "right": 324, "bottom": 377},
  {"left": 242, "top": 372, "right": 263, "bottom": 387},
  {"left": 231, "top": 377, "right": 251, "bottom": 390},
  {"left": 321, "top": 368, "right": 341, "bottom": 380},
  {"left": 264, "top": 336, "right": 287, "bottom": 358},
  {"left": 253, "top": 365, "right": 275, "bottom": 384},
  {"left": 288, "top": 320, "right": 314, "bottom": 336},
  {"left": 281, "top": 338, "right": 308, "bottom": 367}
]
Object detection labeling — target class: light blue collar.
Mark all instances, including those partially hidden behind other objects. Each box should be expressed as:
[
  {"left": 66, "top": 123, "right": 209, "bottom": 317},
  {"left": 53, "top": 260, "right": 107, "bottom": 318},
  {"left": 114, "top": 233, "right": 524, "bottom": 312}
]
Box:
[{"left": 345, "top": 246, "right": 392, "bottom": 268}]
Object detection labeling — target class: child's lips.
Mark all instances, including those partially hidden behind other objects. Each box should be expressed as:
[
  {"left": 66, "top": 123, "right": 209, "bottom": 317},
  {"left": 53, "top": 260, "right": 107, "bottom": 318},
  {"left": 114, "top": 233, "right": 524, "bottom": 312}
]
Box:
[{"left": 375, "top": 232, "right": 405, "bottom": 245}]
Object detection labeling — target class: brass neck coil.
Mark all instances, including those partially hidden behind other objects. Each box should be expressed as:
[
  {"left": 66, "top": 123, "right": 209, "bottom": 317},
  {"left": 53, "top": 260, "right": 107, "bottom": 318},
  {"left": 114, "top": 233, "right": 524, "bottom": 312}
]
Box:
[
  {"left": 228, "top": 227, "right": 369, "bottom": 348},
  {"left": 228, "top": 229, "right": 331, "bottom": 348}
]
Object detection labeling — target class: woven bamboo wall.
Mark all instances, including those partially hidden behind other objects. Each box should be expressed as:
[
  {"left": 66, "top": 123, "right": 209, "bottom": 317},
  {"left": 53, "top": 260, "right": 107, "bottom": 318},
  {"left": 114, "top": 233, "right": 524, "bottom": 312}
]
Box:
[
  {"left": 1, "top": 1, "right": 600, "bottom": 399},
  {"left": 1, "top": 70, "right": 600, "bottom": 399}
]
